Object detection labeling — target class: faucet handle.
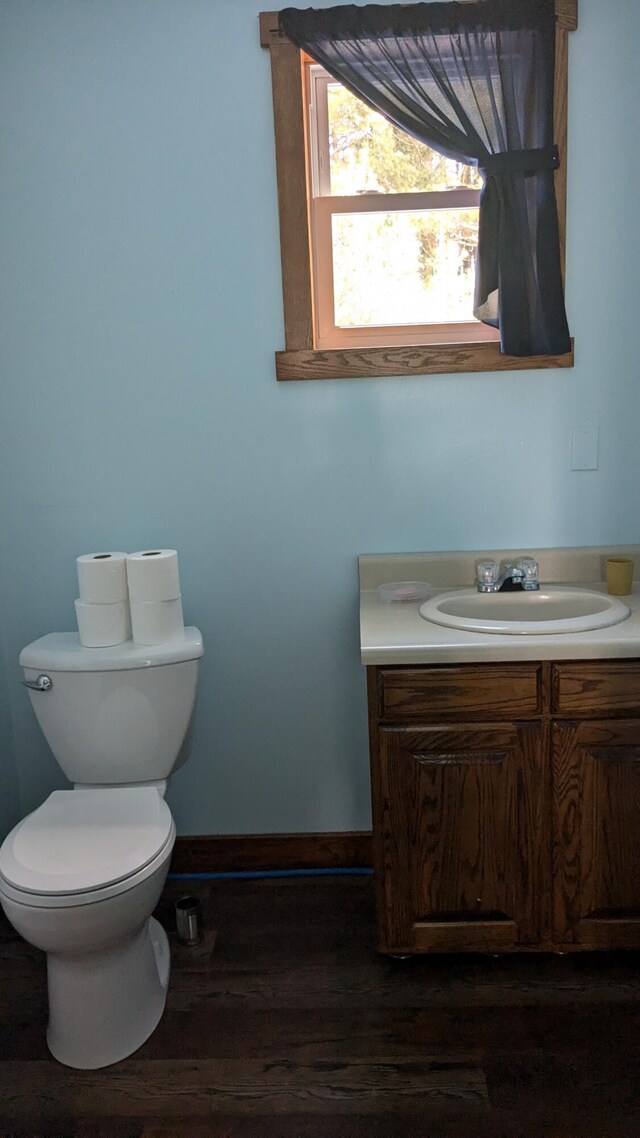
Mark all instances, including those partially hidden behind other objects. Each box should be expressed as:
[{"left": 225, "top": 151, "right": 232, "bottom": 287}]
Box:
[
  {"left": 516, "top": 558, "right": 539, "bottom": 588},
  {"left": 476, "top": 559, "right": 499, "bottom": 586}
]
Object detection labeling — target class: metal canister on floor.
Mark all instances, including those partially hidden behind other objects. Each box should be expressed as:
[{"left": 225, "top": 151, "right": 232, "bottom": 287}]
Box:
[{"left": 175, "top": 896, "right": 203, "bottom": 946}]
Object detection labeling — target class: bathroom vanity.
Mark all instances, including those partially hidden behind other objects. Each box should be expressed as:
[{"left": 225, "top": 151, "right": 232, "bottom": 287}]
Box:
[{"left": 360, "top": 547, "right": 640, "bottom": 955}]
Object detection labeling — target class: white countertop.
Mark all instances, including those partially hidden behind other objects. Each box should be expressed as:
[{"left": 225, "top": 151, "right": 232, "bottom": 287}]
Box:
[{"left": 359, "top": 546, "right": 640, "bottom": 665}]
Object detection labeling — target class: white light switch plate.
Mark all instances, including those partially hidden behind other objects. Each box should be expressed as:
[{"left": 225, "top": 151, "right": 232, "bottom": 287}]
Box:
[{"left": 571, "top": 426, "right": 599, "bottom": 471}]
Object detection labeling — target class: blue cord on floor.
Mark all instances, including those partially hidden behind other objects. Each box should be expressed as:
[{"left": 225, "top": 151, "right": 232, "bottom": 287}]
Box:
[{"left": 167, "top": 867, "right": 374, "bottom": 881}]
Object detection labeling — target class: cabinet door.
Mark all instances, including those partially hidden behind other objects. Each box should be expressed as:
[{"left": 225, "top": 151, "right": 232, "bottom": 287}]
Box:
[
  {"left": 553, "top": 720, "right": 640, "bottom": 949},
  {"left": 373, "top": 723, "right": 546, "bottom": 953}
]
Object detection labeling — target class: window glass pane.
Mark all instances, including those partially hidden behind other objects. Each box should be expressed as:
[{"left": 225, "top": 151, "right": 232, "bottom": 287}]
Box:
[
  {"left": 326, "top": 82, "right": 481, "bottom": 196},
  {"left": 331, "top": 209, "right": 479, "bottom": 328}
]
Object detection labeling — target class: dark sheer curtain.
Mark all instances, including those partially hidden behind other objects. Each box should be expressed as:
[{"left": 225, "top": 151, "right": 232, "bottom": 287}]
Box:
[{"left": 279, "top": 1, "right": 570, "bottom": 357}]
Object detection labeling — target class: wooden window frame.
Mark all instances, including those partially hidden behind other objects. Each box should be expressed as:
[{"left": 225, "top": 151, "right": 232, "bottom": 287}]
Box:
[{"left": 260, "top": 1, "right": 577, "bottom": 381}]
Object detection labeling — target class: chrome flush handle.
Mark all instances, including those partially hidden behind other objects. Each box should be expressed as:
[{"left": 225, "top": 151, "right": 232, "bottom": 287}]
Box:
[{"left": 22, "top": 674, "right": 53, "bottom": 692}]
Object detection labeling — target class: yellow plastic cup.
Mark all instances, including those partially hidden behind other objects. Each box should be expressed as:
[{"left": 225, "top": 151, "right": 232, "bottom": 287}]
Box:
[{"left": 605, "top": 557, "right": 634, "bottom": 596}]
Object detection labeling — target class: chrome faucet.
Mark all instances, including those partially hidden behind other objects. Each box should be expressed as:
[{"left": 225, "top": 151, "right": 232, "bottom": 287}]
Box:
[{"left": 476, "top": 558, "right": 540, "bottom": 593}]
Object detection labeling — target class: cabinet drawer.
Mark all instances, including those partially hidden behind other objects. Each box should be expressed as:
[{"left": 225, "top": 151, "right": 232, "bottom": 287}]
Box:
[
  {"left": 376, "top": 664, "right": 542, "bottom": 723},
  {"left": 552, "top": 662, "right": 640, "bottom": 716}
]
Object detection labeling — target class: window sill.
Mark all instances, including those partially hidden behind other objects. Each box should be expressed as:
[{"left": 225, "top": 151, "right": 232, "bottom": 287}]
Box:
[{"left": 275, "top": 339, "right": 575, "bottom": 381}]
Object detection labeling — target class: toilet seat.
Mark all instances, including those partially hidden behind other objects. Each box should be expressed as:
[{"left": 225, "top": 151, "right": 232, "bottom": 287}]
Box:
[{"left": 0, "top": 787, "right": 175, "bottom": 908}]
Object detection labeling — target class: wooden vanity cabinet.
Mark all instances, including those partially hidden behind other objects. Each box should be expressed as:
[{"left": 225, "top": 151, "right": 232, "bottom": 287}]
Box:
[
  {"left": 551, "top": 662, "right": 640, "bottom": 950},
  {"left": 367, "top": 660, "right": 640, "bottom": 954}
]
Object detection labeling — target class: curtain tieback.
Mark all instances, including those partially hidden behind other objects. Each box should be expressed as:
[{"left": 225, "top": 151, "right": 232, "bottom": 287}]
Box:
[{"left": 479, "top": 144, "right": 560, "bottom": 176}]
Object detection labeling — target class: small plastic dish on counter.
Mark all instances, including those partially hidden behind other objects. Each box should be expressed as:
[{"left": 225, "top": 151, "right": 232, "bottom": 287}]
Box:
[{"left": 377, "top": 581, "right": 430, "bottom": 604}]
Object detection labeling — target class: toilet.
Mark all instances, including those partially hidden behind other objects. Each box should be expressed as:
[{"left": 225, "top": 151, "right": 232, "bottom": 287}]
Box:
[{"left": 0, "top": 627, "right": 203, "bottom": 1069}]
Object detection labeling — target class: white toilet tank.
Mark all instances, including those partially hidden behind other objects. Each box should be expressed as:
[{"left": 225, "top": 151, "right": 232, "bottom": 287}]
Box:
[{"left": 20, "top": 630, "right": 204, "bottom": 786}]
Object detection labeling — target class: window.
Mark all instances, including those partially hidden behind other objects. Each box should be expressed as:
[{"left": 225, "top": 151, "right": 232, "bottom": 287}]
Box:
[
  {"left": 260, "top": 3, "right": 576, "bottom": 381},
  {"left": 308, "top": 65, "right": 497, "bottom": 350}
]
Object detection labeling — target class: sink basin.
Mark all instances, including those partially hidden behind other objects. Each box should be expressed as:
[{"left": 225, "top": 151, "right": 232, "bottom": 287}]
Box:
[{"left": 419, "top": 586, "right": 631, "bottom": 636}]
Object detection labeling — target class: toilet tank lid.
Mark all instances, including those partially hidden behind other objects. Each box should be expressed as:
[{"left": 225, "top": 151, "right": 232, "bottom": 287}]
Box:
[{"left": 20, "top": 627, "right": 204, "bottom": 672}]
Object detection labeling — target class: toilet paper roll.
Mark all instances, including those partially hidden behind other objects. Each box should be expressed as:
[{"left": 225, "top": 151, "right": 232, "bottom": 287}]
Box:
[
  {"left": 126, "top": 549, "right": 181, "bottom": 603},
  {"left": 77, "top": 552, "right": 129, "bottom": 604},
  {"left": 75, "top": 599, "right": 131, "bottom": 648},
  {"left": 130, "top": 596, "right": 184, "bottom": 645}
]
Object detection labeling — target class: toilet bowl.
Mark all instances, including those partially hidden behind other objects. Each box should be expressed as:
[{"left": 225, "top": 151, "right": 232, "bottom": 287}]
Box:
[
  {"left": 0, "top": 787, "right": 176, "bottom": 1069},
  {"left": 0, "top": 628, "right": 203, "bottom": 1068}
]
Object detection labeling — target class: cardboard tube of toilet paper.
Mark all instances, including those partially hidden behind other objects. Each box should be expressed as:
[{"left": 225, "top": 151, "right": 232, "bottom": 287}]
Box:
[
  {"left": 126, "top": 549, "right": 181, "bottom": 603},
  {"left": 130, "top": 597, "right": 184, "bottom": 645},
  {"left": 75, "top": 599, "right": 131, "bottom": 648},
  {"left": 77, "top": 552, "right": 129, "bottom": 604}
]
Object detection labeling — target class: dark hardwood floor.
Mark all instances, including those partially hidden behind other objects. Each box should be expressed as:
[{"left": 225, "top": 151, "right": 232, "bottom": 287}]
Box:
[{"left": 1, "top": 874, "right": 639, "bottom": 1137}]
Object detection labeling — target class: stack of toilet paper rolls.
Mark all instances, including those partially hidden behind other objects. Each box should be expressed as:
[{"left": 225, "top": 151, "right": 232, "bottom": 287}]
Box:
[
  {"left": 74, "top": 549, "right": 184, "bottom": 647},
  {"left": 75, "top": 553, "right": 131, "bottom": 647},
  {"left": 126, "top": 550, "right": 184, "bottom": 645}
]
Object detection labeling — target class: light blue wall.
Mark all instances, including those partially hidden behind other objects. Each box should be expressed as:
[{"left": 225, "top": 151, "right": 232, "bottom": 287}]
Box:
[
  {"left": 0, "top": 0, "right": 639, "bottom": 839},
  {"left": 0, "top": 626, "right": 21, "bottom": 838}
]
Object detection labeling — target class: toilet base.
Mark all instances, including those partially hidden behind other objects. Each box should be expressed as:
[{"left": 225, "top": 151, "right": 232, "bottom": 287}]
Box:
[{"left": 46, "top": 917, "right": 170, "bottom": 1069}]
